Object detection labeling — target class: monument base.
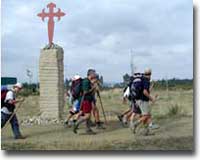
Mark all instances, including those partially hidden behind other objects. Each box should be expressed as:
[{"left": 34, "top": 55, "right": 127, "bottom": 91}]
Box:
[{"left": 39, "top": 45, "right": 64, "bottom": 120}]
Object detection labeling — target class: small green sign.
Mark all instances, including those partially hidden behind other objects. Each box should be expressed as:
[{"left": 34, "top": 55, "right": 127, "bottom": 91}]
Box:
[{"left": 1, "top": 77, "right": 17, "bottom": 85}]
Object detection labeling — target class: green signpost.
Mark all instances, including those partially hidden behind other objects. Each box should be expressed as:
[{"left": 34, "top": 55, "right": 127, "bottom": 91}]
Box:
[{"left": 1, "top": 77, "right": 17, "bottom": 86}]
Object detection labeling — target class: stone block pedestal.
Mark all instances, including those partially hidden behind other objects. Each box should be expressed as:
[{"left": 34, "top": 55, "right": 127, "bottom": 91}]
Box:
[{"left": 39, "top": 46, "right": 64, "bottom": 119}]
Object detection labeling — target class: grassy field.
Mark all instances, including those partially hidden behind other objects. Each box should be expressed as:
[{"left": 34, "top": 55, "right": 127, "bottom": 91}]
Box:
[{"left": 1, "top": 88, "right": 193, "bottom": 150}]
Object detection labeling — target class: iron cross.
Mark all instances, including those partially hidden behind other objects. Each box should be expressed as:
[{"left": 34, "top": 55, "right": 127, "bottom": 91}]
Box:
[{"left": 37, "top": 2, "right": 65, "bottom": 45}]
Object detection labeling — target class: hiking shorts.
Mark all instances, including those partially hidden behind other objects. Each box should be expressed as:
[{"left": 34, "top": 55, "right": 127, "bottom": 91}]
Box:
[
  {"left": 139, "top": 101, "right": 151, "bottom": 115},
  {"left": 81, "top": 100, "right": 92, "bottom": 114}
]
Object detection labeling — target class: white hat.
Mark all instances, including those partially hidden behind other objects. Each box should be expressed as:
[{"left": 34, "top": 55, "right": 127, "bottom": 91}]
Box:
[
  {"left": 14, "top": 82, "right": 23, "bottom": 89},
  {"left": 72, "top": 75, "right": 81, "bottom": 81}
]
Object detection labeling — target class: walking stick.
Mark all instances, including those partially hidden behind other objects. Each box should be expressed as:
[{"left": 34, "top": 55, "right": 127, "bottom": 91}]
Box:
[
  {"left": 2, "top": 99, "right": 24, "bottom": 131},
  {"left": 96, "top": 91, "right": 107, "bottom": 125}
]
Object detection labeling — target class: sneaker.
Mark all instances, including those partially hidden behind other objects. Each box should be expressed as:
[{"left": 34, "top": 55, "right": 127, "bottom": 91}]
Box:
[
  {"left": 73, "top": 124, "right": 79, "bottom": 134},
  {"left": 130, "top": 121, "right": 139, "bottom": 134},
  {"left": 149, "top": 123, "right": 160, "bottom": 130},
  {"left": 15, "top": 135, "right": 26, "bottom": 140}
]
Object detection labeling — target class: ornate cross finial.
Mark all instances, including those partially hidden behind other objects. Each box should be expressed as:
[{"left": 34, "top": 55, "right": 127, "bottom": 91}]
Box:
[{"left": 37, "top": 2, "right": 65, "bottom": 46}]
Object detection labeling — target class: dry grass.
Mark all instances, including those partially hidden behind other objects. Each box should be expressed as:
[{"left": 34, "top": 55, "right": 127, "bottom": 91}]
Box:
[{"left": 1, "top": 89, "right": 193, "bottom": 150}]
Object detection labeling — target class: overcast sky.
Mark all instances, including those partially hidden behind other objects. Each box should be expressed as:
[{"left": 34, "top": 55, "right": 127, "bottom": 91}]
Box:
[{"left": 1, "top": 0, "right": 193, "bottom": 83}]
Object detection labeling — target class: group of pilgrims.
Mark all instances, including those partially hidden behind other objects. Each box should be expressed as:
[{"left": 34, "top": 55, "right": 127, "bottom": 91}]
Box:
[
  {"left": 1, "top": 68, "right": 159, "bottom": 139},
  {"left": 64, "top": 68, "right": 159, "bottom": 135}
]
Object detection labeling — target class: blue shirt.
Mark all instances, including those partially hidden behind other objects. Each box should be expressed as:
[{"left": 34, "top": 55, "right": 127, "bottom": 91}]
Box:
[{"left": 141, "top": 77, "right": 150, "bottom": 101}]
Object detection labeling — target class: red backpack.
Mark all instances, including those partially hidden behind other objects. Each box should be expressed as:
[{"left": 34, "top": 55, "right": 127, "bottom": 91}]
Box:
[
  {"left": 71, "top": 78, "right": 82, "bottom": 99},
  {"left": 1, "top": 87, "right": 8, "bottom": 108}
]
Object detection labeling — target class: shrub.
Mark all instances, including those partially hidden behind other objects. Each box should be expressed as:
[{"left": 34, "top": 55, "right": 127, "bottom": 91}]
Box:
[{"left": 167, "top": 104, "right": 181, "bottom": 116}]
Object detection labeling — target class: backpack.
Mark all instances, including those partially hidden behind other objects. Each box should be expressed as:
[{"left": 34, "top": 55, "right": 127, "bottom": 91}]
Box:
[
  {"left": 1, "top": 86, "right": 8, "bottom": 108},
  {"left": 71, "top": 78, "right": 82, "bottom": 99},
  {"left": 129, "top": 73, "right": 144, "bottom": 100}
]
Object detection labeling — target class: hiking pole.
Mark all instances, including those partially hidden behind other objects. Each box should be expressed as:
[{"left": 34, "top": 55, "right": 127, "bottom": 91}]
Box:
[
  {"left": 96, "top": 91, "right": 107, "bottom": 125},
  {"left": 2, "top": 98, "right": 24, "bottom": 131}
]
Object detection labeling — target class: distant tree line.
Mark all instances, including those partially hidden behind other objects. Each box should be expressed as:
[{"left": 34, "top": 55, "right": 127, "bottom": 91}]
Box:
[
  {"left": 17, "top": 73, "right": 192, "bottom": 97},
  {"left": 153, "top": 78, "right": 193, "bottom": 90}
]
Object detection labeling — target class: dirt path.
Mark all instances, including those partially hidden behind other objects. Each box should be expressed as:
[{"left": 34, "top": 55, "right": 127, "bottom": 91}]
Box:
[{"left": 1, "top": 115, "right": 193, "bottom": 150}]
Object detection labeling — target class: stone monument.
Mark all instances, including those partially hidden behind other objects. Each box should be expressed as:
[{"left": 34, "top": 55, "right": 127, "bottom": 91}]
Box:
[{"left": 37, "top": 3, "right": 66, "bottom": 119}]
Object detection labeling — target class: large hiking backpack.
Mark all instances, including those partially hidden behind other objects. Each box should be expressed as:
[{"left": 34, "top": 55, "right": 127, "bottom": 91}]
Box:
[
  {"left": 71, "top": 78, "right": 82, "bottom": 99},
  {"left": 1, "top": 86, "right": 8, "bottom": 108},
  {"left": 129, "top": 73, "right": 144, "bottom": 100}
]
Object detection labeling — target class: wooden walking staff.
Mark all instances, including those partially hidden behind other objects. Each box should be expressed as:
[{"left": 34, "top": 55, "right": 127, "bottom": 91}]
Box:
[
  {"left": 96, "top": 90, "right": 108, "bottom": 125},
  {"left": 2, "top": 99, "right": 24, "bottom": 131}
]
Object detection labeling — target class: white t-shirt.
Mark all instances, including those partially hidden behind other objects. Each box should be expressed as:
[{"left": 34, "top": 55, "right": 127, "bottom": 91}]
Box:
[{"left": 1, "top": 90, "right": 15, "bottom": 114}]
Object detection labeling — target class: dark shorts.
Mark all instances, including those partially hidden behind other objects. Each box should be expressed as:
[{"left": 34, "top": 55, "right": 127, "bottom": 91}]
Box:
[
  {"left": 81, "top": 100, "right": 92, "bottom": 113},
  {"left": 131, "top": 102, "right": 141, "bottom": 114}
]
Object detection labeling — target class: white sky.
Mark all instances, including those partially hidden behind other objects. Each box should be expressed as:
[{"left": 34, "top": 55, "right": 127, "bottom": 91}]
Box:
[{"left": 1, "top": 0, "right": 193, "bottom": 83}]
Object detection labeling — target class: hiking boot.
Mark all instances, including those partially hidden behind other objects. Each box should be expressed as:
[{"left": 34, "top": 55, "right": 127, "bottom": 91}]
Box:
[
  {"left": 15, "top": 135, "right": 26, "bottom": 140},
  {"left": 73, "top": 119, "right": 77, "bottom": 124},
  {"left": 85, "top": 128, "right": 96, "bottom": 135},
  {"left": 64, "top": 121, "right": 69, "bottom": 128},
  {"left": 73, "top": 124, "right": 79, "bottom": 134},
  {"left": 64, "top": 121, "right": 74, "bottom": 128}
]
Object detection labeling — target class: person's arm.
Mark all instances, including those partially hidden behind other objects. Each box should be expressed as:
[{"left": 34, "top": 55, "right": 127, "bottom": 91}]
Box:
[
  {"left": 5, "top": 91, "right": 17, "bottom": 105},
  {"left": 143, "top": 89, "right": 155, "bottom": 102},
  {"left": 143, "top": 80, "right": 156, "bottom": 103},
  {"left": 83, "top": 82, "right": 99, "bottom": 95},
  {"left": 8, "top": 98, "right": 24, "bottom": 105},
  {"left": 8, "top": 91, "right": 24, "bottom": 104},
  {"left": 7, "top": 99, "right": 16, "bottom": 105}
]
